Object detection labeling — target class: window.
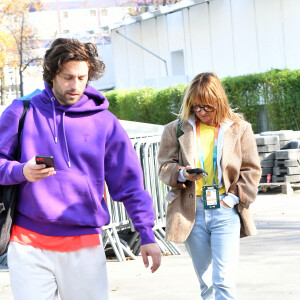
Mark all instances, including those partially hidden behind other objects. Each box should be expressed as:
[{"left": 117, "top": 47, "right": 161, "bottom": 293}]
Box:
[
  {"left": 90, "top": 10, "right": 96, "bottom": 16},
  {"left": 101, "top": 9, "right": 108, "bottom": 16},
  {"left": 62, "top": 11, "right": 68, "bottom": 18}
]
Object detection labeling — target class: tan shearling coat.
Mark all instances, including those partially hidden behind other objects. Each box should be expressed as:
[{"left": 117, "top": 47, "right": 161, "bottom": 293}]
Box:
[{"left": 158, "top": 119, "right": 262, "bottom": 242}]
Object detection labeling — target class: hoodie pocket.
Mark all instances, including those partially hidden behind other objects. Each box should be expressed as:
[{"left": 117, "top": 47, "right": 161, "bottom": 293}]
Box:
[{"left": 20, "top": 170, "right": 105, "bottom": 226}]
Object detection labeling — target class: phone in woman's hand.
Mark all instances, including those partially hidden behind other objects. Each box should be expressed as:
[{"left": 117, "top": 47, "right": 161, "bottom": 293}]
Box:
[{"left": 186, "top": 168, "right": 208, "bottom": 175}]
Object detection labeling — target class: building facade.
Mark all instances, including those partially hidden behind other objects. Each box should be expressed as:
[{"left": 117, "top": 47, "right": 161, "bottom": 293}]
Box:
[{"left": 110, "top": 0, "right": 300, "bottom": 89}]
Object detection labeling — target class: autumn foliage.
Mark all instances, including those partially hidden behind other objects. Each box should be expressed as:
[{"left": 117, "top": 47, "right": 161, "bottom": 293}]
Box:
[{"left": 0, "top": 0, "right": 43, "bottom": 102}]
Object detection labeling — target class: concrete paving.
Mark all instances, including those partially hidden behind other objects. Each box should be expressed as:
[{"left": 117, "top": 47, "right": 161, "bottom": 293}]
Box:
[{"left": 1, "top": 187, "right": 300, "bottom": 300}]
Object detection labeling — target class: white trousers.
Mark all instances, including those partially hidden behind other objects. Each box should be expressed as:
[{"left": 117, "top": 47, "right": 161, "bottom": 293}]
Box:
[{"left": 8, "top": 241, "right": 108, "bottom": 300}]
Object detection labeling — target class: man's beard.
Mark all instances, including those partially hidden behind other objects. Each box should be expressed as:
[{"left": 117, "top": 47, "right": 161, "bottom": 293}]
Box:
[{"left": 53, "top": 88, "right": 83, "bottom": 106}]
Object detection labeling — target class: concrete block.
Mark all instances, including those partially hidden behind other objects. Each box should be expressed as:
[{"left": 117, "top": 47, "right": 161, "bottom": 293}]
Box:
[
  {"left": 287, "top": 167, "right": 300, "bottom": 175},
  {"left": 257, "top": 144, "right": 280, "bottom": 153},
  {"left": 272, "top": 174, "right": 300, "bottom": 183},
  {"left": 259, "top": 152, "right": 275, "bottom": 161},
  {"left": 260, "top": 130, "right": 297, "bottom": 141},
  {"left": 255, "top": 135, "right": 279, "bottom": 146},
  {"left": 261, "top": 160, "right": 274, "bottom": 168},
  {"left": 280, "top": 140, "right": 292, "bottom": 149},
  {"left": 273, "top": 167, "right": 281, "bottom": 176},
  {"left": 261, "top": 167, "right": 273, "bottom": 176},
  {"left": 273, "top": 167, "right": 300, "bottom": 175},
  {"left": 288, "top": 140, "right": 300, "bottom": 149},
  {"left": 275, "top": 149, "right": 300, "bottom": 160},
  {"left": 273, "top": 160, "right": 284, "bottom": 167},
  {"left": 295, "top": 131, "right": 300, "bottom": 139},
  {"left": 280, "top": 140, "right": 300, "bottom": 149},
  {"left": 274, "top": 159, "right": 300, "bottom": 167}
]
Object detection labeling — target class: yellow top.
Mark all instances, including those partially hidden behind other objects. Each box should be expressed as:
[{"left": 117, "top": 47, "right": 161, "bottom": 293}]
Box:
[{"left": 195, "top": 122, "right": 226, "bottom": 196}]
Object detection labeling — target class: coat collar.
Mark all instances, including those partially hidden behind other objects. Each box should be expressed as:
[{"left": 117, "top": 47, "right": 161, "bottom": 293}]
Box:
[{"left": 177, "top": 115, "right": 240, "bottom": 170}]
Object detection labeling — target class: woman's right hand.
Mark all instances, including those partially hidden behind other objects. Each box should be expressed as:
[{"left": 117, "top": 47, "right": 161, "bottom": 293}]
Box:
[{"left": 183, "top": 166, "right": 207, "bottom": 182}]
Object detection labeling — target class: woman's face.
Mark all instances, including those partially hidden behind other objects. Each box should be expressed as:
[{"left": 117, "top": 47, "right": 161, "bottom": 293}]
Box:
[{"left": 192, "top": 102, "right": 216, "bottom": 126}]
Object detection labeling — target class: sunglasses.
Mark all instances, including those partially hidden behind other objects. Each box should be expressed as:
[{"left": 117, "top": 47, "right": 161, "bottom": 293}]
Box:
[{"left": 191, "top": 105, "right": 216, "bottom": 113}]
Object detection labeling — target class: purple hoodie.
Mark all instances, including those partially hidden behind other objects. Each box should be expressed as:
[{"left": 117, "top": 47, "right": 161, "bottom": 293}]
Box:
[{"left": 0, "top": 83, "right": 156, "bottom": 245}]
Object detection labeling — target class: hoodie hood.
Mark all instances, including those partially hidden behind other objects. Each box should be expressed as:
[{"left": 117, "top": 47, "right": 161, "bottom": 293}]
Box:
[
  {"left": 29, "top": 82, "right": 109, "bottom": 167},
  {"left": 30, "top": 82, "right": 109, "bottom": 113}
]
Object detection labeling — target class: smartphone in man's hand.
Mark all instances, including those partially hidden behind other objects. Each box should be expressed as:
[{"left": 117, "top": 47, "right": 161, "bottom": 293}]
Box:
[
  {"left": 35, "top": 156, "right": 55, "bottom": 168},
  {"left": 186, "top": 168, "right": 208, "bottom": 175}
]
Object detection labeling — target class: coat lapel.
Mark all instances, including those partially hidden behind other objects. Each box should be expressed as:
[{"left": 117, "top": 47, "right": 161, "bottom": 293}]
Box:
[
  {"left": 222, "top": 124, "right": 239, "bottom": 169},
  {"left": 178, "top": 121, "right": 194, "bottom": 166}
]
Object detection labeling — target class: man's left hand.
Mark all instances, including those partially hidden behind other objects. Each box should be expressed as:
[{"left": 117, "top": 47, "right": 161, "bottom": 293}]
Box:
[{"left": 140, "top": 243, "right": 161, "bottom": 273}]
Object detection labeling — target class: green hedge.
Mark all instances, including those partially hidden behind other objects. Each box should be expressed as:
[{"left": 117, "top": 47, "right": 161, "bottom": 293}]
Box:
[
  {"left": 104, "top": 69, "right": 300, "bottom": 133},
  {"left": 104, "top": 88, "right": 156, "bottom": 122},
  {"left": 104, "top": 85, "right": 187, "bottom": 125},
  {"left": 222, "top": 69, "right": 300, "bottom": 132}
]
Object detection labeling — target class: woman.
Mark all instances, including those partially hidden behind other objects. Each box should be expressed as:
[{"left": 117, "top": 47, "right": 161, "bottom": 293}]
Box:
[{"left": 158, "top": 73, "right": 261, "bottom": 299}]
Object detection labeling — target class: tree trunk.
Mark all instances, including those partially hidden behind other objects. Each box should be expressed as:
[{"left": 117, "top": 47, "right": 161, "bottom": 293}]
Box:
[
  {"left": 19, "top": 67, "right": 23, "bottom": 97},
  {"left": 0, "top": 69, "right": 4, "bottom": 105},
  {"left": 0, "top": 69, "right": 8, "bottom": 106},
  {"left": 2, "top": 86, "right": 7, "bottom": 106},
  {"left": 19, "top": 13, "right": 24, "bottom": 97},
  {"left": 15, "top": 67, "right": 19, "bottom": 99}
]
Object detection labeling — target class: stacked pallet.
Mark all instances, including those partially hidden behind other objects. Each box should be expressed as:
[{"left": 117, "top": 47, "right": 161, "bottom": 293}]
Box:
[
  {"left": 272, "top": 149, "right": 300, "bottom": 183},
  {"left": 255, "top": 135, "right": 280, "bottom": 183},
  {"left": 256, "top": 130, "right": 300, "bottom": 183}
]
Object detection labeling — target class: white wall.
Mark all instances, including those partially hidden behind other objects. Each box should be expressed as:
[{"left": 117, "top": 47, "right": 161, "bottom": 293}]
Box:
[
  {"left": 186, "top": 3, "right": 213, "bottom": 76},
  {"left": 111, "top": 0, "right": 300, "bottom": 89},
  {"left": 156, "top": 16, "right": 170, "bottom": 77},
  {"left": 111, "top": 29, "right": 131, "bottom": 88},
  {"left": 141, "top": 19, "right": 160, "bottom": 79},
  {"left": 230, "top": 0, "right": 259, "bottom": 75},
  {"left": 281, "top": 0, "right": 300, "bottom": 70},
  {"left": 166, "top": 11, "right": 185, "bottom": 52},
  {"left": 255, "top": 0, "right": 286, "bottom": 72},
  {"left": 90, "top": 44, "right": 116, "bottom": 91}
]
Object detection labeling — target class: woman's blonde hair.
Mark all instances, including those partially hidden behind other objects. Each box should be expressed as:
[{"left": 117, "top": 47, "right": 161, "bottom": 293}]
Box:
[{"left": 179, "top": 72, "right": 243, "bottom": 124}]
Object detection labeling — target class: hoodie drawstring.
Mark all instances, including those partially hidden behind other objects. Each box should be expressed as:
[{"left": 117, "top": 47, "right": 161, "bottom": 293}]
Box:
[
  {"left": 51, "top": 97, "right": 71, "bottom": 168},
  {"left": 62, "top": 111, "right": 71, "bottom": 168},
  {"left": 51, "top": 98, "right": 58, "bottom": 144}
]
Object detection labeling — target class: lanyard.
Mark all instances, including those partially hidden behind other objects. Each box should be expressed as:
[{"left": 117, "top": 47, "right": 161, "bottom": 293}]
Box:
[{"left": 195, "top": 120, "right": 219, "bottom": 185}]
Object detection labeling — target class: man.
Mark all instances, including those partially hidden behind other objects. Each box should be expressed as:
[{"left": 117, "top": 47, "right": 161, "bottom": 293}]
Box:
[{"left": 0, "top": 38, "right": 161, "bottom": 300}]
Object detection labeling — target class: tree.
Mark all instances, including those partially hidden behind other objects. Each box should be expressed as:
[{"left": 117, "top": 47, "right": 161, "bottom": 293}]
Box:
[
  {"left": 0, "top": 0, "right": 43, "bottom": 101},
  {"left": 0, "top": 31, "right": 16, "bottom": 105},
  {"left": 0, "top": 0, "right": 18, "bottom": 104}
]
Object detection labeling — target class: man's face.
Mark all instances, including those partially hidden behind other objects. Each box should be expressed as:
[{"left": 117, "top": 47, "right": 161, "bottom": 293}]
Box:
[{"left": 52, "top": 60, "right": 89, "bottom": 106}]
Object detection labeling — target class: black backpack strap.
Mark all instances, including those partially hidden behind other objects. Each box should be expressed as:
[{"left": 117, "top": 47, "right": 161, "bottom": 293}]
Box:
[
  {"left": 18, "top": 100, "right": 30, "bottom": 133},
  {"left": 16, "top": 100, "right": 30, "bottom": 160},
  {"left": 177, "top": 118, "right": 184, "bottom": 151}
]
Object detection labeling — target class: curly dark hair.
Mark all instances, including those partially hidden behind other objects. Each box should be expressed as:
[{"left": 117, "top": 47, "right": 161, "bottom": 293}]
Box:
[{"left": 43, "top": 38, "right": 105, "bottom": 88}]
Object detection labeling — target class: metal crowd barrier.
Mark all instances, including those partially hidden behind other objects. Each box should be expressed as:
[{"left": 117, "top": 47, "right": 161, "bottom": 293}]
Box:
[
  {"left": 102, "top": 133, "right": 182, "bottom": 261},
  {"left": 101, "top": 185, "right": 136, "bottom": 261}
]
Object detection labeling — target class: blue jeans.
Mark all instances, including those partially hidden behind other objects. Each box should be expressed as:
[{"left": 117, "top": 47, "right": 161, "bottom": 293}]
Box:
[{"left": 185, "top": 196, "right": 240, "bottom": 300}]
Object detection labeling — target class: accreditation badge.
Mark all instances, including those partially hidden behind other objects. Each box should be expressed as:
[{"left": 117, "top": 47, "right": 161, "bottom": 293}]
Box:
[{"left": 202, "top": 185, "right": 220, "bottom": 209}]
